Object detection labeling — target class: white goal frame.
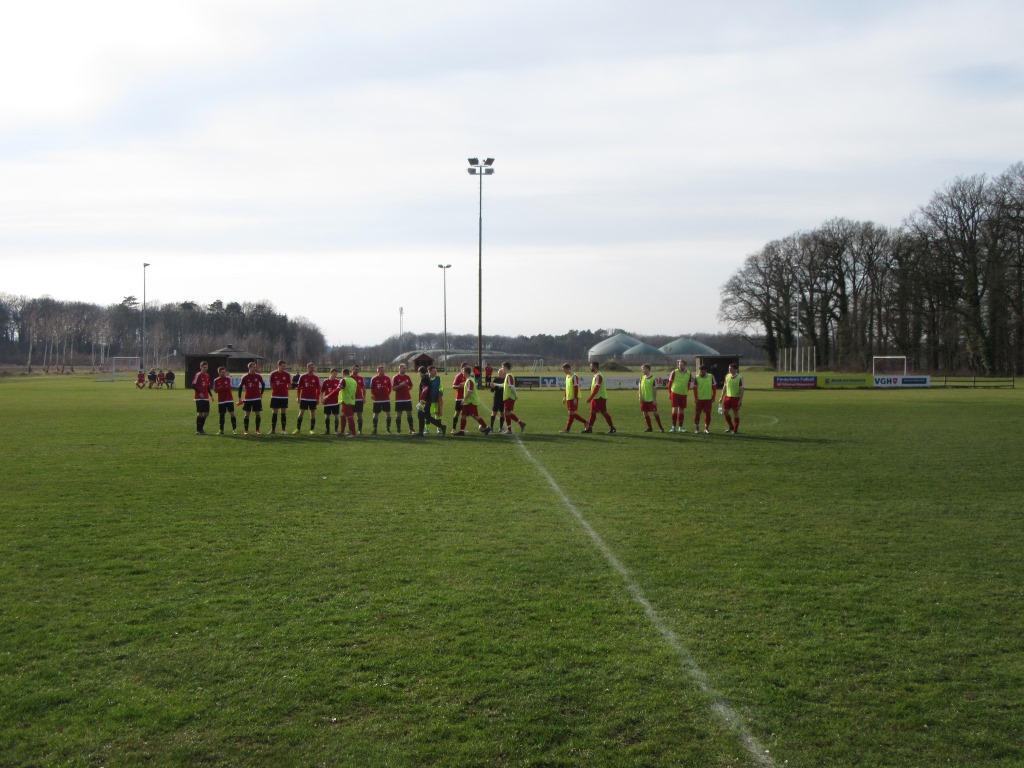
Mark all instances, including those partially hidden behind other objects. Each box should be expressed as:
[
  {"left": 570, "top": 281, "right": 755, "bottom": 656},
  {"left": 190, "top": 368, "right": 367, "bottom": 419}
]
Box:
[
  {"left": 872, "top": 356, "right": 907, "bottom": 376},
  {"left": 103, "top": 356, "right": 142, "bottom": 383}
]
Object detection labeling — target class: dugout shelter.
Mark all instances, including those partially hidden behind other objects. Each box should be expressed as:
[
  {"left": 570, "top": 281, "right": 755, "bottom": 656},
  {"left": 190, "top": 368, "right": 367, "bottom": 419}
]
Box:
[
  {"left": 694, "top": 355, "right": 741, "bottom": 387},
  {"left": 184, "top": 345, "right": 264, "bottom": 389}
]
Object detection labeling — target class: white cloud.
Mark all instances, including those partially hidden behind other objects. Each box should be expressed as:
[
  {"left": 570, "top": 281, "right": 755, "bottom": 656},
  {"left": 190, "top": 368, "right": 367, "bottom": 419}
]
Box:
[{"left": 1, "top": 0, "right": 1023, "bottom": 344}]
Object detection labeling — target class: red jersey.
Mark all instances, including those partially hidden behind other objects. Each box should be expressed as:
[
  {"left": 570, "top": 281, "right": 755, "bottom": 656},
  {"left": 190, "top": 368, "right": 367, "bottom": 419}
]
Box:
[
  {"left": 370, "top": 374, "right": 392, "bottom": 401},
  {"left": 192, "top": 371, "right": 211, "bottom": 400},
  {"left": 393, "top": 373, "right": 413, "bottom": 402},
  {"left": 136, "top": 373, "right": 145, "bottom": 385},
  {"left": 451, "top": 371, "right": 467, "bottom": 399},
  {"left": 213, "top": 375, "right": 234, "bottom": 403},
  {"left": 296, "top": 372, "right": 322, "bottom": 402},
  {"left": 322, "top": 377, "right": 342, "bottom": 405},
  {"left": 239, "top": 372, "right": 265, "bottom": 402},
  {"left": 353, "top": 375, "right": 366, "bottom": 402},
  {"left": 269, "top": 369, "right": 292, "bottom": 398}
]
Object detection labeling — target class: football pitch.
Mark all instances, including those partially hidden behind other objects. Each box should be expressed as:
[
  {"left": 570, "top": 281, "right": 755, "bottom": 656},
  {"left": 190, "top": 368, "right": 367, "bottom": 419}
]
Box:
[{"left": 1, "top": 374, "right": 1022, "bottom": 767}]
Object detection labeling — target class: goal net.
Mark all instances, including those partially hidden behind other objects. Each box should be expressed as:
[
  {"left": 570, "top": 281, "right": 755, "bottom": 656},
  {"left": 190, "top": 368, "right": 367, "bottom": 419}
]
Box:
[
  {"left": 100, "top": 356, "right": 142, "bottom": 383},
  {"left": 872, "top": 356, "right": 907, "bottom": 376}
]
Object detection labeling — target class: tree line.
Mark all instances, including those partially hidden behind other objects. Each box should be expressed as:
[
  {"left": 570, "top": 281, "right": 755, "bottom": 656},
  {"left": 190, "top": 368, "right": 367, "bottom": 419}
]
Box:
[
  {"left": 0, "top": 296, "right": 326, "bottom": 372},
  {"left": 719, "top": 162, "right": 1024, "bottom": 374}
]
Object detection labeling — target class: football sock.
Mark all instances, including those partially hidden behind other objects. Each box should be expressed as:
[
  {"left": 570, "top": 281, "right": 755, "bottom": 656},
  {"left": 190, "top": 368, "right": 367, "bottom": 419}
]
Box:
[{"left": 272, "top": 413, "right": 278, "bottom": 430}]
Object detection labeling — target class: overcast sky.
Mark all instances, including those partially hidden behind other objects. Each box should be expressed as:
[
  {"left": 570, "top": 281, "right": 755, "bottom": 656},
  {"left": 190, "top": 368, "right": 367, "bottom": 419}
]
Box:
[{"left": 2, "top": 0, "right": 1022, "bottom": 346}]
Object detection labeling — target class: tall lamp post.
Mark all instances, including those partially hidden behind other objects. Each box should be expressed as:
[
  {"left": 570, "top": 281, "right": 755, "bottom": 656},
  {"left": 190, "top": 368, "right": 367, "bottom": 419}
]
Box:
[
  {"left": 467, "top": 157, "right": 494, "bottom": 374},
  {"left": 142, "top": 262, "right": 150, "bottom": 370},
  {"left": 438, "top": 264, "right": 451, "bottom": 372}
]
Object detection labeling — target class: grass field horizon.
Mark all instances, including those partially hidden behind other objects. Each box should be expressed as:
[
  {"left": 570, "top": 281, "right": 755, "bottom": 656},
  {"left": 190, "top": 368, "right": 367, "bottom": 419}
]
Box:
[{"left": 2, "top": 375, "right": 1022, "bottom": 767}]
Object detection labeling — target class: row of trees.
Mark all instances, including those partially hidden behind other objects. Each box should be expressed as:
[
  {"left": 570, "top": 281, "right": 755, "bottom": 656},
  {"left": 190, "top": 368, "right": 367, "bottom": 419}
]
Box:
[
  {"left": 0, "top": 295, "right": 326, "bottom": 372},
  {"left": 0, "top": 288, "right": 756, "bottom": 373},
  {"left": 719, "top": 162, "right": 1024, "bottom": 374}
]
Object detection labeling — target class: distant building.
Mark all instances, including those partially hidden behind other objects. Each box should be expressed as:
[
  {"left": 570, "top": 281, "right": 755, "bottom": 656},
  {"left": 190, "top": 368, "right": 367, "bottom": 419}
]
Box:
[
  {"left": 622, "top": 342, "right": 669, "bottom": 364},
  {"left": 587, "top": 333, "right": 643, "bottom": 360},
  {"left": 659, "top": 337, "right": 720, "bottom": 359}
]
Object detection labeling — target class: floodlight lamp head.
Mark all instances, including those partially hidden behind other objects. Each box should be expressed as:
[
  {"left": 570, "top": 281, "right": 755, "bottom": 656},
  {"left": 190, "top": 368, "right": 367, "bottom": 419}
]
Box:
[
  {"left": 483, "top": 158, "right": 494, "bottom": 166},
  {"left": 483, "top": 168, "right": 494, "bottom": 175},
  {"left": 467, "top": 167, "right": 476, "bottom": 175},
  {"left": 468, "top": 157, "right": 479, "bottom": 166}
]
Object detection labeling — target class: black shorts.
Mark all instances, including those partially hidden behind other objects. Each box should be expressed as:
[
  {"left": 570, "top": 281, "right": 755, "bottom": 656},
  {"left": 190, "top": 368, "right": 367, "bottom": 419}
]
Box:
[
  {"left": 195, "top": 400, "right": 210, "bottom": 413},
  {"left": 243, "top": 401, "right": 263, "bottom": 413},
  {"left": 324, "top": 404, "right": 340, "bottom": 415},
  {"left": 299, "top": 400, "right": 318, "bottom": 411},
  {"left": 270, "top": 397, "right": 289, "bottom": 410},
  {"left": 218, "top": 402, "right": 235, "bottom": 414},
  {"left": 373, "top": 401, "right": 391, "bottom": 413},
  {"left": 395, "top": 400, "right": 413, "bottom": 412},
  {"left": 353, "top": 400, "right": 364, "bottom": 413},
  {"left": 454, "top": 399, "right": 464, "bottom": 411}
]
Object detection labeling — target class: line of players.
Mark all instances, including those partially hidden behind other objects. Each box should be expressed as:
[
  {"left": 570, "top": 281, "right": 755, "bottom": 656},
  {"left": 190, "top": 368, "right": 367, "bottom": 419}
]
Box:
[
  {"left": 189, "top": 359, "right": 526, "bottom": 437},
  {"left": 560, "top": 359, "right": 743, "bottom": 435},
  {"left": 189, "top": 357, "right": 744, "bottom": 437}
]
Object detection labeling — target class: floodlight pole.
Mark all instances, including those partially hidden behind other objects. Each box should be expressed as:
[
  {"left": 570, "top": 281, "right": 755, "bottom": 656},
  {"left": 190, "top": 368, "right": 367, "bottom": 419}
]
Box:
[
  {"left": 438, "top": 264, "right": 451, "bottom": 372},
  {"left": 467, "top": 158, "right": 494, "bottom": 375},
  {"left": 142, "top": 262, "right": 150, "bottom": 370}
]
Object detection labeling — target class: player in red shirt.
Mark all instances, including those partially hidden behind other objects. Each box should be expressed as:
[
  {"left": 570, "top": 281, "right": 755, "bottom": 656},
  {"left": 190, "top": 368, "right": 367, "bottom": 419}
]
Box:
[
  {"left": 236, "top": 362, "right": 266, "bottom": 435},
  {"left": 135, "top": 370, "right": 146, "bottom": 389},
  {"left": 450, "top": 363, "right": 468, "bottom": 432},
  {"left": 391, "top": 362, "right": 415, "bottom": 434},
  {"left": 156, "top": 369, "right": 165, "bottom": 389},
  {"left": 268, "top": 360, "right": 292, "bottom": 434},
  {"left": 191, "top": 361, "right": 212, "bottom": 435},
  {"left": 212, "top": 366, "right": 238, "bottom": 434},
  {"left": 321, "top": 368, "right": 342, "bottom": 434},
  {"left": 293, "top": 362, "right": 321, "bottom": 434},
  {"left": 369, "top": 365, "right": 393, "bottom": 435},
  {"left": 351, "top": 364, "right": 367, "bottom": 434}
]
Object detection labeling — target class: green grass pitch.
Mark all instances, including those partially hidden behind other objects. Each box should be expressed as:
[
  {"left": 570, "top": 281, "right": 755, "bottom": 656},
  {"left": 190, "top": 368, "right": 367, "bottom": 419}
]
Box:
[{"left": 1, "top": 373, "right": 1022, "bottom": 767}]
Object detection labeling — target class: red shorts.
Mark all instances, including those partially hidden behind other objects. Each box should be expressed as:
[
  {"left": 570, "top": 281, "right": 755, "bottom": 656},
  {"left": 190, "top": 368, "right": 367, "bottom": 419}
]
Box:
[
  {"left": 695, "top": 399, "right": 713, "bottom": 416},
  {"left": 640, "top": 401, "right": 657, "bottom": 413},
  {"left": 342, "top": 404, "right": 355, "bottom": 417},
  {"left": 503, "top": 399, "right": 516, "bottom": 412},
  {"left": 670, "top": 392, "right": 688, "bottom": 408},
  {"left": 588, "top": 398, "right": 607, "bottom": 414},
  {"left": 565, "top": 399, "right": 580, "bottom": 412},
  {"left": 461, "top": 404, "right": 479, "bottom": 418},
  {"left": 723, "top": 396, "right": 741, "bottom": 412}
]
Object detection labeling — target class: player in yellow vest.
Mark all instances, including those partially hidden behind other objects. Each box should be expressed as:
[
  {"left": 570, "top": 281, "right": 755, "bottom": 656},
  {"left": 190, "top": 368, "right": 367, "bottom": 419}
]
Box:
[
  {"left": 500, "top": 361, "right": 526, "bottom": 433},
  {"left": 560, "top": 363, "right": 588, "bottom": 433},
  {"left": 337, "top": 368, "right": 359, "bottom": 438},
  {"left": 583, "top": 360, "right": 616, "bottom": 434},
  {"left": 667, "top": 358, "right": 693, "bottom": 433},
  {"left": 638, "top": 363, "right": 665, "bottom": 432},
  {"left": 692, "top": 363, "right": 717, "bottom": 434},
  {"left": 719, "top": 363, "right": 744, "bottom": 434},
  {"left": 451, "top": 364, "right": 492, "bottom": 435}
]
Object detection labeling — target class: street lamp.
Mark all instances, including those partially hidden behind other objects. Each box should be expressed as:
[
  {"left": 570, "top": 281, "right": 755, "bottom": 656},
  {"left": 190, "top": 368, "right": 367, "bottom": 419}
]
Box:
[
  {"left": 142, "top": 262, "right": 150, "bottom": 370},
  {"left": 467, "top": 157, "right": 494, "bottom": 374},
  {"left": 438, "top": 264, "right": 451, "bottom": 372}
]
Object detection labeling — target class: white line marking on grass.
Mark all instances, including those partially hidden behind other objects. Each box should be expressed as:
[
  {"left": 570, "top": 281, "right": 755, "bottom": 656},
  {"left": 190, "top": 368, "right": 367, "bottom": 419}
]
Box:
[{"left": 515, "top": 438, "right": 777, "bottom": 768}]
